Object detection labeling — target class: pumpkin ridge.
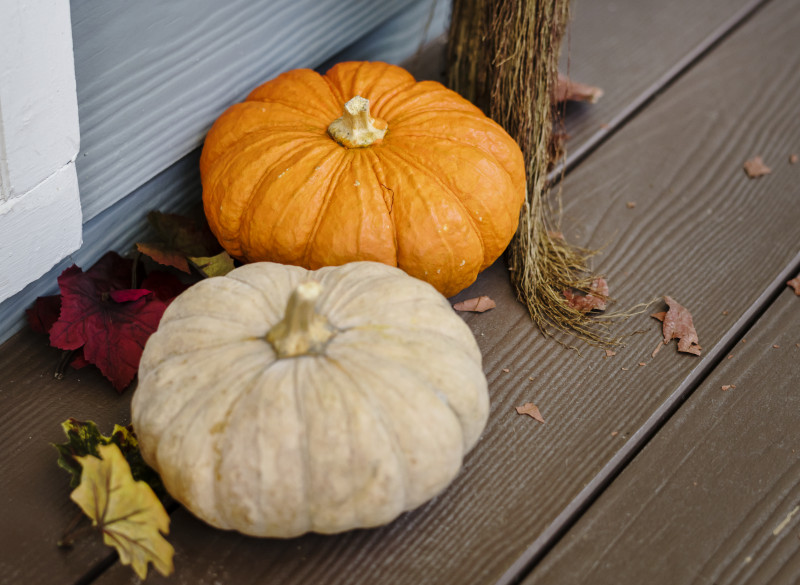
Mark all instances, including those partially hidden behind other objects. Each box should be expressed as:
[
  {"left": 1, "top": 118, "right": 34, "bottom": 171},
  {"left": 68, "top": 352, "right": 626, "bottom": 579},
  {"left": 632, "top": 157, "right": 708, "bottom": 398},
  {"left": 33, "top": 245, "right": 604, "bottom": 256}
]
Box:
[
  {"left": 238, "top": 141, "right": 345, "bottom": 263},
  {"left": 328, "top": 355, "right": 410, "bottom": 516},
  {"left": 300, "top": 154, "right": 354, "bottom": 268},
  {"left": 334, "top": 348, "right": 463, "bottom": 506},
  {"left": 379, "top": 145, "right": 486, "bottom": 265},
  {"left": 206, "top": 133, "right": 329, "bottom": 255},
  {"left": 364, "top": 148, "right": 398, "bottom": 223},
  {"left": 291, "top": 359, "right": 313, "bottom": 533},
  {"left": 243, "top": 97, "right": 335, "bottom": 126}
]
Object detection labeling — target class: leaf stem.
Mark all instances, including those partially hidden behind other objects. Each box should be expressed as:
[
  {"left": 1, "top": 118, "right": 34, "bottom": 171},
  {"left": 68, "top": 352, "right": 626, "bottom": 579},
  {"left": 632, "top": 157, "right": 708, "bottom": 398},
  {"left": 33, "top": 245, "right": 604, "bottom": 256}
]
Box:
[
  {"left": 57, "top": 510, "right": 92, "bottom": 549},
  {"left": 55, "top": 350, "right": 76, "bottom": 380}
]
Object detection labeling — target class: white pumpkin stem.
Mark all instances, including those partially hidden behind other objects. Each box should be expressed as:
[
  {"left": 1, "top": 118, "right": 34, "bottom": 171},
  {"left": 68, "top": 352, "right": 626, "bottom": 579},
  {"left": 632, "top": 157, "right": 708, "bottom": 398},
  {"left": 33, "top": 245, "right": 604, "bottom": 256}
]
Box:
[
  {"left": 327, "top": 96, "right": 387, "bottom": 148},
  {"left": 267, "top": 281, "right": 334, "bottom": 358}
]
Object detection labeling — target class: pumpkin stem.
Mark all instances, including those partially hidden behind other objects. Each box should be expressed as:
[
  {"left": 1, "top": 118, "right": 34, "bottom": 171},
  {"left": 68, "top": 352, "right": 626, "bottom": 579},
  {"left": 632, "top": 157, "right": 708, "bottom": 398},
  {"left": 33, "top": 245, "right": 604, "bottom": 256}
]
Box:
[
  {"left": 327, "top": 96, "right": 387, "bottom": 148},
  {"left": 266, "top": 281, "right": 334, "bottom": 358}
]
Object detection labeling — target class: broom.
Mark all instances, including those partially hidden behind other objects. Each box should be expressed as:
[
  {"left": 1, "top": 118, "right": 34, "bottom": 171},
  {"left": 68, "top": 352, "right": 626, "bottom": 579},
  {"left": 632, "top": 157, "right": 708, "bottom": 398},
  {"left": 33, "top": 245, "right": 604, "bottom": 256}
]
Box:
[{"left": 448, "top": 0, "right": 611, "bottom": 344}]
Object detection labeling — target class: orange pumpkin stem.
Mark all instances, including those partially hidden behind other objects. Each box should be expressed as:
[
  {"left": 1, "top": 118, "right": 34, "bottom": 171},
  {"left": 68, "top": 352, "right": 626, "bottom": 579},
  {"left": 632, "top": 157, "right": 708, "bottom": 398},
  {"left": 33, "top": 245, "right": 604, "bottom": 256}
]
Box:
[
  {"left": 327, "top": 96, "right": 387, "bottom": 148},
  {"left": 266, "top": 281, "right": 334, "bottom": 358}
]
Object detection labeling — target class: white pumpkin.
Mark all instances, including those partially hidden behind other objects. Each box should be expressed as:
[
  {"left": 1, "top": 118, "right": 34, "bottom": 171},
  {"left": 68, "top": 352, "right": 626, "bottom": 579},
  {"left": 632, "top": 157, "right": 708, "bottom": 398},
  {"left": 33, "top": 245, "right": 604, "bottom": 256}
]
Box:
[{"left": 132, "top": 261, "right": 489, "bottom": 537}]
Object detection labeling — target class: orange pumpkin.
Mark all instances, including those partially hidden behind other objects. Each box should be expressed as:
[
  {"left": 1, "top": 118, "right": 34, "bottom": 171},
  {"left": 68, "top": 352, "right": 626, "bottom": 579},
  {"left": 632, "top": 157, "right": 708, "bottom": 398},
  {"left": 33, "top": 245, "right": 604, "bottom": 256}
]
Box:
[{"left": 200, "top": 61, "right": 526, "bottom": 297}]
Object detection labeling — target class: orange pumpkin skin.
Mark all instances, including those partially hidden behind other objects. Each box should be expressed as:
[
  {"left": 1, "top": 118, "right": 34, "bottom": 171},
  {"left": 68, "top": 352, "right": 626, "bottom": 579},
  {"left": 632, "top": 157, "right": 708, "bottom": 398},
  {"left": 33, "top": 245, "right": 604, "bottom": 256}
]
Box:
[{"left": 200, "top": 61, "right": 526, "bottom": 297}]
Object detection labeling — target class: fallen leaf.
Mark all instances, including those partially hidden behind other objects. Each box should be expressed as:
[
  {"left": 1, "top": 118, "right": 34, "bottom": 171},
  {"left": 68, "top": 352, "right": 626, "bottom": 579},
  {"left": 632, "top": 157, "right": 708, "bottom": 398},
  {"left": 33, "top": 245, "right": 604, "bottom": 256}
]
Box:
[
  {"left": 610, "top": 431, "right": 619, "bottom": 437},
  {"left": 26, "top": 294, "right": 62, "bottom": 334},
  {"left": 555, "top": 73, "right": 604, "bottom": 103},
  {"left": 563, "top": 277, "right": 609, "bottom": 313},
  {"left": 651, "top": 341, "right": 664, "bottom": 359},
  {"left": 721, "top": 384, "right": 737, "bottom": 391},
  {"left": 658, "top": 296, "right": 702, "bottom": 355},
  {"left": 626, "top": 201, "right": 636, "bottom": 209},
  {"left": 453, "top": 295, "right": 496, "bottom": 313},
  {"left": 790, "top": 154, "right": 798, "bottom": 165},
  {"left": 743, "top": 156, "right": 771, "bottom": 178},
  {"left": 189, "top": 251, "right": 235, "bottom": 278},
  {"left": 71, "top": 444, "right": 174, "bottom": 579},
  {"left": 515, "top": 403, "right": 545, "bottom": 424},
  {"left": 787, "top": 275, "right": 800, "bottom": 295},
  {"left": 136, "top": 211, "right": 222, "bottom": 273},
  {"left": 54, "top": 419, "right": 168, "bottom": 501},
  {"left": 773, "top": 344, "right": 780, "bottom": 349},
  {"left": 48, "top": 253, "right": 169, "bottom": 391},
  {"left": 638, "top": 362, "right": 646, "bottom": 367},
  {"left": 651, "top": 311, "right": 667, "bottom": 322},
  {"left": 604, "top": 349, "right": 616, "bottom": 358},
  {"left": 109, "top": 289, "right": 152, "bottom": 303},
  {"left": 502, "top": 368, "right": 510, "bottom": 373}
]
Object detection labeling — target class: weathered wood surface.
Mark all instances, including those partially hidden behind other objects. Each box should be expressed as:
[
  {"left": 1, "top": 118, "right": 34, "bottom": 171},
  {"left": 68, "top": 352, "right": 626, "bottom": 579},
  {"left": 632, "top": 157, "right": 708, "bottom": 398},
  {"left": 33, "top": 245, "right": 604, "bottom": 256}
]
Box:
[
  {"left": 91, "top": 0, "right": 800, "bottom": 583},
  {"left": 0, "top": 328, "right": 133, "bottom": 584},
  {"left": 524, "top": 287, "right": 800, "bottom": 585},
  {"left": 2, "top": 0, "right": 799, "bottom": 583}
]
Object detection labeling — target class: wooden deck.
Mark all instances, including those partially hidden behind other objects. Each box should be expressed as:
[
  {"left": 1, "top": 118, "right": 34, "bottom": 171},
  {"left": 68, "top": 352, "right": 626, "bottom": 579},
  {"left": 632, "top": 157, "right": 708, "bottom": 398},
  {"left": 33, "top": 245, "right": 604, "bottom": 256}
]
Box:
[{"left": 1, "top": 0, "right": 799, "bottom": 583}]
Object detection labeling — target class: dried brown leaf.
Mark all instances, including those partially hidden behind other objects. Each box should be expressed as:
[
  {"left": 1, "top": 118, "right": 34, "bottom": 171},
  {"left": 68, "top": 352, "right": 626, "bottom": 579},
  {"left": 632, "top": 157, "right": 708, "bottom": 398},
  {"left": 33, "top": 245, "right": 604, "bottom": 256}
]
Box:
[
  {"left": 651, "top": 311, "right": 667, "bottom": 322},
  {"left": 661, "top": 296, "right": 702, "bottom": 355},
  {"left": 555, "top": 73, "right": 604, "bottom": 103},
  {"left": 790, "top": 154, "right": 798, "bottom": 165},
  {"left": 563, "top": 277, "right": 609, "bottom": 313},
  {"left": 515, "top": 403, "right": 545, "bottom": 424},
  {"left": 743, "top": 156, "right": 771, "bottom": 178},
  {"left": 604, "top": 349, "right": 616, "bottom": 358},
  {"left": 453, "top": 296, "right": 496, "bottom": 313},
  {"left": 787, "top": 275, "right": 800, "bottom": 295}
]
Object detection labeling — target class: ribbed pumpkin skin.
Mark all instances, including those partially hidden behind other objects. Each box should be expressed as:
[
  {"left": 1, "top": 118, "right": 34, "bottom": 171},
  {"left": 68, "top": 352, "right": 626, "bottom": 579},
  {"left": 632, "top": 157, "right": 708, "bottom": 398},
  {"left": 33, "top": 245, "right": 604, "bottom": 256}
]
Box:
[
  {"left": 200, "top": 61, "right": 526, "bottom": 297},
  {"left": 132, "top": 261, "right": 489, "bottom": 537}
]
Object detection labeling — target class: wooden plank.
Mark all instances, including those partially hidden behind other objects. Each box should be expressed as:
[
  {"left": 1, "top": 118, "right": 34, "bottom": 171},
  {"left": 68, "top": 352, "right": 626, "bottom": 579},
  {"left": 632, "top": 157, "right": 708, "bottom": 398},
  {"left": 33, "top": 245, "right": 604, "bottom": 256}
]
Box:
[
  {"left": 0, "top": 328, "right": 134, "bottom": 584},
  {"left": 523, "top": 287, "right": 800, "bottom": 585},
  {"left": 71, "top": 0, "right": 421, "bottom": 223},
  {"left": 557, "top": 0, "right": 764, "bottom": 174},
  {"left": 90, "top": 0, "right": 800, "bottom": 583}
]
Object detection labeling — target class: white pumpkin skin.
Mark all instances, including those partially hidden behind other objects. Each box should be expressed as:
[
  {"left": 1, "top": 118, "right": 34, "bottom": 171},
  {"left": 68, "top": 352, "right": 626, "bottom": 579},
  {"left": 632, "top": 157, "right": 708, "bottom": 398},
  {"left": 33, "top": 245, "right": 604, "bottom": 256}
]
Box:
[{"left": 132, "top": 261, "right": 489, "bottom": 537}]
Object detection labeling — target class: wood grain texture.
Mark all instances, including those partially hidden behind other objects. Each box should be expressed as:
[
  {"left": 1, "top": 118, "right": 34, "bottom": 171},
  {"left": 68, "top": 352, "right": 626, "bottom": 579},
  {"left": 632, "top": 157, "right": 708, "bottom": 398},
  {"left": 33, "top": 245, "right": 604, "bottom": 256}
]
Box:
[
  {"left": 0, "top": 328, "right": 134, "bottom": 584},
  {"left": 70, "top": 0, "right": 419, "bottom": 223},
  {"left": 90, "top": 0, "right": 800, "bottom": 584},
  {"left": 524, "top": 287, "right": 800, "bottom": 585},
  {"left": 556, "top": 0, "right": 764, "bottom": 175}
]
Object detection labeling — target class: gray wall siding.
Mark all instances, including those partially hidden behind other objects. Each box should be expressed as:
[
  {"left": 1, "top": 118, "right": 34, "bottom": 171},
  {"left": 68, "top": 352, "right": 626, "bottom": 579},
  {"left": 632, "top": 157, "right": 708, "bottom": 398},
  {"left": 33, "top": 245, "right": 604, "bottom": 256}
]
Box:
[
  {"left": 1, "top": 0, "right": 448, "bottom": 343},
  {"left": 70, "top": 0, "right": 424, "bottom": 222}
]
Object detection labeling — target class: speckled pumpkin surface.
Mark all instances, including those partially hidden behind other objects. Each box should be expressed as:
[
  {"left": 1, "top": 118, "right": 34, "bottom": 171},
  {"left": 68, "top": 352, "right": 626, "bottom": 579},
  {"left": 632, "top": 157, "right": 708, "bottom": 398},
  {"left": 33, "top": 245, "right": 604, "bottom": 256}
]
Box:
[
  {"left": 132, "top": 261, "right": 489, "bottom": 537},
  {"left": 200, "top": 61, "right": 526, "bottom": 297}
]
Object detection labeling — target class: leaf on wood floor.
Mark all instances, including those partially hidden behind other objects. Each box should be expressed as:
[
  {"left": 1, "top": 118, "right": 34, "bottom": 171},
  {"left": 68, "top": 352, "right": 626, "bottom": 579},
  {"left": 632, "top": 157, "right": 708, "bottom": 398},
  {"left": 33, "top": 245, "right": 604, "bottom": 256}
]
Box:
[
  {"left": 137, "top": 211, "right": 222, "bottom": 273},
  {"left": 26, "top": 294, "right": 62, "bottom": 334},
  {"left": 48, "top": 253, "right": 169, "bottom": 391},
  {"left": 789, "top": 154, "right": 798, "bottom": 165},
  {"left": 55, "top": 419, "right": 168, "bottom": 501},
  {"left": 563, "top": 277, "right": 609, "bottom": 313},
  {"left": 555, "top": 73, "right": 604, "bottom": 103},
  {"left": 787, "top": 275, "right": 800, "bottom": 295},
  {"left": 654, "top": 296, "right": 702, "bottom": 356},
  {"left": 515, "top": 403, "right": 546, "bottom": 424},
  {"left": 743, "top": 156, "right": 771, "bottom": 178},
  {"left": 71, "top": 444, "right": 174, "bottom": 580},
  {"left": 453, "top": 295, "right": 496, "bottom": 313},
  {"left": 189, "top": 251, "right": 235, "bottom": 278}
]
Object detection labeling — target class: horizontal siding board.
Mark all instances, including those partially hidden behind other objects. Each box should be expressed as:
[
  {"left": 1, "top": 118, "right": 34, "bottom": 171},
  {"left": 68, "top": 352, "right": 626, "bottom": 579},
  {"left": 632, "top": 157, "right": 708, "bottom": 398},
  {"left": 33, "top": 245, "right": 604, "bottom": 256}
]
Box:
[{"left": 70, "top": 0, "right": 420, "bottom": 222}]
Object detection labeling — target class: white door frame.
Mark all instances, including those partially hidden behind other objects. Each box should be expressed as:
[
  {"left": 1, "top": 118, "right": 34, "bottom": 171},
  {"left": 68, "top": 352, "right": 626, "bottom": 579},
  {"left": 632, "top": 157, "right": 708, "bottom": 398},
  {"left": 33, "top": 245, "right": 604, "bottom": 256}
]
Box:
[{"left": 0, "top": 0, "right": 82, "bottom": 302}]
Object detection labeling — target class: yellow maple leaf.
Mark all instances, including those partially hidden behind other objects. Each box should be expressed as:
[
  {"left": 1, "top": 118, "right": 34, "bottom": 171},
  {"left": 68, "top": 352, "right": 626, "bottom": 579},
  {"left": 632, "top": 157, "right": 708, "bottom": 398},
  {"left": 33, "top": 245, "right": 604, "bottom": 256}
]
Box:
[{"left": 71, "top": 443, "right": 174, "bottom": 579}]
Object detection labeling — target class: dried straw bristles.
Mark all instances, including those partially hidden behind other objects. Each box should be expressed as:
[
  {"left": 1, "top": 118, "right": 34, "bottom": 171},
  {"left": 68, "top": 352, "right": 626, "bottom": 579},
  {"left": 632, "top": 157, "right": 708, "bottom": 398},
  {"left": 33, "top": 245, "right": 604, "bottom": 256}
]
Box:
[{"left": 448, "top": 0, "right": 617, "bottom": 346}]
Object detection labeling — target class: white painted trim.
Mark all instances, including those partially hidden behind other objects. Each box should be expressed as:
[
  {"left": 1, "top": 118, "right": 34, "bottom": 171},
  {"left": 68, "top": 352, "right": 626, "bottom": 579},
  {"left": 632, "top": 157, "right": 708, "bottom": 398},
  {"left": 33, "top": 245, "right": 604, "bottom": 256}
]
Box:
[
  {"left": 0, "top": 0, "right": 82, "bottom": 301},
  {"left": 0, "top": 162, "right": 82, "bottom": 300}
]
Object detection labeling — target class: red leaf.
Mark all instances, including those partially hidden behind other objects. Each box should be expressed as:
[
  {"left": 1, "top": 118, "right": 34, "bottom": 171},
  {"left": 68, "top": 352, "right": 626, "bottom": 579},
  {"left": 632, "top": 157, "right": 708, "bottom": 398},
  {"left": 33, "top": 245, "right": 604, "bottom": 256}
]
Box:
[
  {"left": 109, "top": 289, "right": 152, "bottom": 303},
  {"left": 660, "top": 296, "right": 702, "bottom": 356},
  {"left": 49, "top": 260, "right": 168, "bottom": 392},
  {"left": 563, "top": 277, "right": 609, "bottom": 313},
  {"left": 141, "top": 271, "right": 190, "bottom": 303},
  {"left": 27, "top": 295, "right": 62, "bottom": 334}
]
